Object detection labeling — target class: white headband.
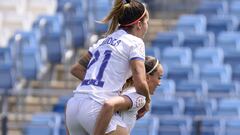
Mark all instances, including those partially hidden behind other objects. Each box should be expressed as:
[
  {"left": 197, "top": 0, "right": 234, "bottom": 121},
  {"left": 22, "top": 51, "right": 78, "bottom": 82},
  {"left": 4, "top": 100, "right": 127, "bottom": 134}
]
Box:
[{"left": 147, "top": 60, "right": 159, "bottom": 74}]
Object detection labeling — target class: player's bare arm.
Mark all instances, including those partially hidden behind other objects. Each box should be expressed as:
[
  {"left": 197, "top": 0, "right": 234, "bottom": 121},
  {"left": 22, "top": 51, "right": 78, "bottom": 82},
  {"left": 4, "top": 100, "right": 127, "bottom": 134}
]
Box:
[
  {"left": 94, "top": 96, "right": 132, "bottom": 135},
  {"left": 70, "top": 52, "right": 91, "bottom": 80},
  {"left": 130, "top": 60, "right": 150, "bottom": 104}
]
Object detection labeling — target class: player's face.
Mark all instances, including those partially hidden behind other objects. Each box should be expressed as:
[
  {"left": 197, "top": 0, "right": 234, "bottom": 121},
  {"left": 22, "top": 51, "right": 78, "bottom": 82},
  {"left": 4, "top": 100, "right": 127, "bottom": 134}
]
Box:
[{"left": 148, "top": 65, "right": 164, "bottom": 95}]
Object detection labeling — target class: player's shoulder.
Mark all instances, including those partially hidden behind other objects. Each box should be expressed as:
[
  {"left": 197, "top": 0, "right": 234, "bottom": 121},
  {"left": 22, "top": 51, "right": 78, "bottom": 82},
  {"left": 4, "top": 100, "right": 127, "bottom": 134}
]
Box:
[
  {"left": 123, "top": 34, "right": 144, "bottom": 46},
  {"left": 115, "top": 30, "right": 144, "bottom": 46}
]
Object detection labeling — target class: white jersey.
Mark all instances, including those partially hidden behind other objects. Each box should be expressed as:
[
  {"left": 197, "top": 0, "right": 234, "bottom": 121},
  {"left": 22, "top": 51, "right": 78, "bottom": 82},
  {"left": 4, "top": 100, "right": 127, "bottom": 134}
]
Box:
[
  {"left": 121, "top": 87, "right": 146, "bottom": 132},
  {"left": 74, "top": 29, "right": 145, "bottom": 103}
]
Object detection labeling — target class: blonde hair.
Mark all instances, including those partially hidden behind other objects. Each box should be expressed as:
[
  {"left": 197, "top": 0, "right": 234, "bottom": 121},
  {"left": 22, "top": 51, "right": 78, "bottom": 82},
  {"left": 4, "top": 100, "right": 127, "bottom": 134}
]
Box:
[{"left": 100, "top": 0, "right": 146, "bottom": 35}]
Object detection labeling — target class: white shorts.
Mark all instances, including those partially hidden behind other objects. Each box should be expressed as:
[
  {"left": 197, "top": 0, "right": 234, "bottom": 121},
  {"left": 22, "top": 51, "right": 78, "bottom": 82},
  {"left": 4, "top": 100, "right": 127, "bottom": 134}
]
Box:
[{"left": 65, "top": 93, "right": 127, "bottom": 135}]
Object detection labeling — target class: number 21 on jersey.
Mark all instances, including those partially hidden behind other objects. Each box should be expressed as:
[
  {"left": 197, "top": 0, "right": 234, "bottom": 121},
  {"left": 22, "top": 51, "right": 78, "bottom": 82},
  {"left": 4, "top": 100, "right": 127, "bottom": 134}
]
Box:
[{"left": 81, "top": 50, "right": 112, "bottom": 87}]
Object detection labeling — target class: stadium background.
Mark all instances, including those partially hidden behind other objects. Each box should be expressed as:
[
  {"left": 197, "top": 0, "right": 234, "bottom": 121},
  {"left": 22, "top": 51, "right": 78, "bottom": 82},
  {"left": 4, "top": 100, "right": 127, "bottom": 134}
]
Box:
[{"left": 0, "top": 0, "right": 240, "bottom": 135}]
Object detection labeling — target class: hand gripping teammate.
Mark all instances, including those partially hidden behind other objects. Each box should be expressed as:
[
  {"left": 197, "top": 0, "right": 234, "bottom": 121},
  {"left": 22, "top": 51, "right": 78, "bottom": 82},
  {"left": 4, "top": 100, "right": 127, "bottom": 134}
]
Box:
[
  {"left": 65, "top": 0, "right": 151, "bottom": 134},
  {"left": 94, "top": 56, "right": 164, "bottom": 135}
]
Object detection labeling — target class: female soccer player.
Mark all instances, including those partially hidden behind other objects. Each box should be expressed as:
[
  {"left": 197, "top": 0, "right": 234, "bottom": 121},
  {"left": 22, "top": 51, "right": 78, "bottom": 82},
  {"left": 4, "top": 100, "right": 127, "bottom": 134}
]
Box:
[
  {"left": 94, "top": 56, "right": 164, "bottom": 135},
  {"left": 66, "top": 0, "right": 151, "bottom": 134}
]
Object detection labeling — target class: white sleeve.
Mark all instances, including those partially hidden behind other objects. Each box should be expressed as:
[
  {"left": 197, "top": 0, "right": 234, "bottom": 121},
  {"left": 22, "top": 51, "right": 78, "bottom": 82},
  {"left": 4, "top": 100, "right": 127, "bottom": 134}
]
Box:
[
  {"left": 129, "top": 39, "right": 145, "bottom": 61},
  {"left": 123, "top": 92, "right": 146, "bottom": 111}
]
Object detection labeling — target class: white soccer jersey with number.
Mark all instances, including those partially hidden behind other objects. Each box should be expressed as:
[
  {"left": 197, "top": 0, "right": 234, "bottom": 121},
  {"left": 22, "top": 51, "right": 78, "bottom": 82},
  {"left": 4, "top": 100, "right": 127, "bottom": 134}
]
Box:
[{"left": 74, "top": 29, "right": 145, "bottom": 103}]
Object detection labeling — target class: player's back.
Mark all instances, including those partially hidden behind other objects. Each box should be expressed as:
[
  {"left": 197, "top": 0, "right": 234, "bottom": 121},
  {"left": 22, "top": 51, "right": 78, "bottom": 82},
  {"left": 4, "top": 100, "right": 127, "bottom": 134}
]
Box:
[{"left": 74, "top": 29, "right": 145, "bottom": 102}]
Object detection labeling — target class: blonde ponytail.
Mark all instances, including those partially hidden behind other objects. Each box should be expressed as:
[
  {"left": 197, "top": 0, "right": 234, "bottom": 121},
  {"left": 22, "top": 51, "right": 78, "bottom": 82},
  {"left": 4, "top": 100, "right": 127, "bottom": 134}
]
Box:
[
  {"left": 99, "top": 0, "right": 146, "bottom": 36},
  {"left": 100, "top": 0, "right": 125, "bottom": 35}
]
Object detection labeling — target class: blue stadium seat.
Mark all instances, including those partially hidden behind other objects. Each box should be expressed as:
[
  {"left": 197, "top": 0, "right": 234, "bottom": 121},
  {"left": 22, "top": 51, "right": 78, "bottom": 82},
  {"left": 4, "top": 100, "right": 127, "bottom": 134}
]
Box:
[
  {"left": 151, "top": 97, "right": 184, "bottom": 116},
  {"left": 214, "top": 99, "right": 240, "bottom": 117},
  {"left": 151, "top": 32, "right": 184, "bottom": 51},
  {"left": 57, "top": 0, "right": 84, "bottom": 14},
  {"left": 59, "top": 1, "right": 88, "bottom": 48},
  {"left": 23, "top": 113, "right": 62, "bottom": 135},
  {"left": 193, "top": 47, "right": 224, "bottom": 67},
  {"left": 40, "top": 33, "right": 63, "bottom": 64},
  {"left": 9, "top": 31, "right": 39, "bottom": 52},
  {"left": 225, "top": 119, "right": 240, "bottom": 135},
  {"left": 181, "top": 32, "right": 215, "bottom": 52},
  {"left": 131, "top": 115, "right": 158, "bottom": 135},
  {"left": 232, "top": 64, "right": 240, "bottom": 82},
  {"left": 184, "top": 99, "right": 217, "bottom": 117},
  {"left": 192, "top": 117, "right": 224, "bottom": 135},
  {"left": 53, "top": 95, "right": 72, "bottom": 114},
  {"left": 230, "top": 1, "right": 240, "bottom": 19},
  {"left": 223, "top": 50, "right": 240, "bottom": 81},
  {"left": 158, "top": 116, "right": 192, "bottom": 135},
  {"left": 8, "top": 31, "right": 45, "bottom": 80},
  {"left": 64, "top": 16, "right": 87, "bottom": 48},
  {"left": 34, "top": 14, "right": 63, "bottom": 33},
  {"left": 21, "top": 48, "right": 41, "bottom": 80},
  {"left": 217, "top": 32, "right": 240, "bottom": 52},
  {"left": 92, "top": 0, "right": 111, "bottom": 34},
  {"left": 199, "top": 64, "right": 232, "bottom": 83},
  {"left": 207, "top": 15, "right": 239, "bottom": 36},
  {"left": 175, "top": 80, "right": 208, "bottom": 100},
  {"left": 207, "top": 82, "right": 239, "bottom": 99},
  {"left": 162, "top": 47, "right": 192, "bottom": 66},
  {"left": 174, "top": 14, "right": 207, "bottom": 33},
  {"left": 32, "top": 14, "right": 64, "bottom": 40},
  {"left": 154, "top": 79, "right": 175, "bottom": 98},
  {"left": 0, "top": 63, "right": 14, "bottom": 90},
  {"left": 8, "top": 31, "right": 41, "bottom": 62},
  {"left": 8, "top": 32, "right": 42, "bottom": 80},
  {"left": 195, "top": 1, "right": 228, "bottom": 17},
  {"left": 166, "top": 64, "right": 199, "bottom": 83},
  {"left": 0, "top": 47, "right": 12, "bottom": 66},
  {"left": 223, "top": 49, "right": 240, "bottom": 67},
  {"left": 145, "top": 46, "right": 161, "bottom": 59},
  {"left": 59, "top": 118, "right": 67, "bottom": 135}
]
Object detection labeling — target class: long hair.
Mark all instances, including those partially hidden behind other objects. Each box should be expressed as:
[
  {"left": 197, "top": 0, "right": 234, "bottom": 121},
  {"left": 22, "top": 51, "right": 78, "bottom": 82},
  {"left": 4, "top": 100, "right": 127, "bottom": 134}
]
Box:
[{"left": 100, "top": 0, "right": 146, "bottom": 35}]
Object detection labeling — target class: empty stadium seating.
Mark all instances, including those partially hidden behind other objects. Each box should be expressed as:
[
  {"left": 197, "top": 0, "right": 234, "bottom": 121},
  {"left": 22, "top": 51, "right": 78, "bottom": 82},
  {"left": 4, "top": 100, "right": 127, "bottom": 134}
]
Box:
[
  {"left": 1, "top": 0, "right": 240, "bottom": 135},
  {"left": 207, "top": 82, "right": 239, "bottom": 99},
  {"left": 199, "top": 64, "right": 232, "bottom": 83},
  {"left": 206, "top": 15, "right": 239, "bottom": 36},
  {"left": 217, "top": 31, "right": 240, "bottom": 52},
  {"left": 161, "top": 47, "right": 192, "bottom": 66},
  {"left": 184, "top": 99, "right": 217, "bottom": 117},
  {"left": 181, "top": 32, "right": 215, "bottom": 52},
  {"left": 158, "top": 116, "right": 192, "bottom": 135},
  {"left": 23, "top": 113, "right": 61, "bottom": 135},
  {"left": 165, "top": 64, "right": 199, "bottom": 83},
  {"left": 131, "top": 116, "right": 159, "bottom": 135},
  {"left": 174, "top": 14, "right": 207, "bottom": 33},
  {"left": 154, "top": 79, "right": 176, "bottom": 98},
  {"left": 151, "top": 97, "right": 184, "bottom": 116},
  {"left": 195, "top": 1, "right": 228, "bottom": 17},
  {"left": 175, "top": 80, "right": 208, "bottom": 100},
  {"left": 151, "top": 32, "right": 184, "bottom": 51},
  {"left": 214, "top": 99, "right": 240, "bottom": 117},
  {"left": 193, "top": 47, "right": 224, "bottom": 67}
]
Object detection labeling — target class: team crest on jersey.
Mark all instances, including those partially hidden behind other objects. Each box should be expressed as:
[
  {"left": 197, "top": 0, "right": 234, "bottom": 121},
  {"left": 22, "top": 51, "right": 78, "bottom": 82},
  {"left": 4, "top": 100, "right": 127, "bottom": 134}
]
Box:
[{"left": 136, "top": 96, "right": 145, "bottom": 108}]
